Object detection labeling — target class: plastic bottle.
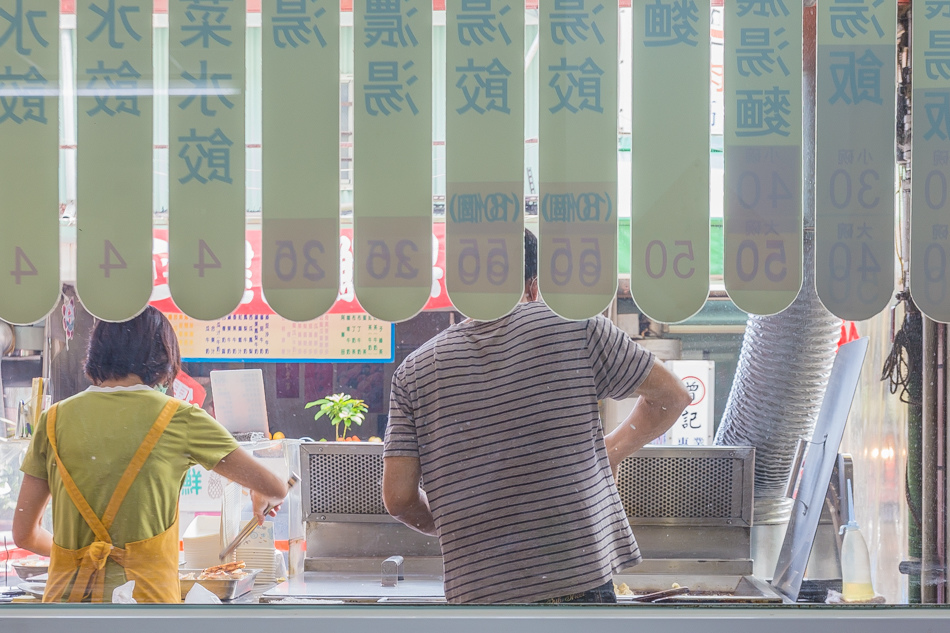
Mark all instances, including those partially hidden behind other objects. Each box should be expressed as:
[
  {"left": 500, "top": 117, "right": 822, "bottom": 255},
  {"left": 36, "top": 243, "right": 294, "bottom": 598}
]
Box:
[{"left": 840, "top": 480, "right": 875, "bottom": 602}]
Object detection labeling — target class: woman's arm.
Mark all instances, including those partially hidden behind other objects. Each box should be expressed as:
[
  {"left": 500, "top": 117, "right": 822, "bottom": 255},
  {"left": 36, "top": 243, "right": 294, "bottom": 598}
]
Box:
[
  {"left": 212, "top": 447, "right": 290, "bottom": 523},
  {"left": 13, "top": 474, "right": 53, "bottom": 556}
]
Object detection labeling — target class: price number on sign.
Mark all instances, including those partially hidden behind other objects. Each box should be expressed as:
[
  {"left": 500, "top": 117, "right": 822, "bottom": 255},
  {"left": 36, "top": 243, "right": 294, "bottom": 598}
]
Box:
[
  {"left": 735, "top": 170, "right": 794, "bottom": 210},
  {"left": 645, "top": 240, "right": 695, "bottom": 280},
  {"left": 922, "top": 242, "right": 948, "bottom": 304},
  {"left": 100, "top": 240, "right": 128, "bottom": 278},
  {"left": 10, "top": 247, "right": 38, "bottom": 285},
  {"left": 829, "top": 168, "right": 881, "bottom": 210},
  {"left": 366, "top": 239, "right": 420, "bottom": 281},
  {"left": 274, "top": 239, "right": 326, "bottom": 284},
  {"left": 549, "top": 237, "right": 602, "bottom": 287},
  {"left": 194, "top": 239, "right": 222, "bottom": 278},
  {"left": 734, "top": 239, "right": 788, "bottom": 283},
  {"left": 458, "top": 238, "right": 509, "bottom": 286},
  {"left": 827, "top": 241, "right": 881, "bottom": 305}
]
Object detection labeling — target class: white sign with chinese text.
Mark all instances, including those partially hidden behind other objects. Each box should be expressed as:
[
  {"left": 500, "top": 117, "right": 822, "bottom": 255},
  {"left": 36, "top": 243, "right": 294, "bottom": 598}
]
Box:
[{"left": 666, "top": 360, "right": 715, "bottom": 446}]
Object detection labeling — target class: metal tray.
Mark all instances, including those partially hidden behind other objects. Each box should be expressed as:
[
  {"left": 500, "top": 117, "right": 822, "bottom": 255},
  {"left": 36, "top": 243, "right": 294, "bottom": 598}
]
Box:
[
  {"left": 12, "top": 563, "right": 48, "bottom": 581},
  {"left": 179, "top": 568, "right": 262, "bottom": 601}
]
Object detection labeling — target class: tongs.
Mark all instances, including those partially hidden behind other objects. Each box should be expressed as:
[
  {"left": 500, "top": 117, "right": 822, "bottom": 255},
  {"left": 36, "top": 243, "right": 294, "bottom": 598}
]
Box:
[
  {"left": 630, "top": 586, "right": 690, "bottom": 602},
  {"left": 218, "top": 473, "right": 299, "bottom": 561}
]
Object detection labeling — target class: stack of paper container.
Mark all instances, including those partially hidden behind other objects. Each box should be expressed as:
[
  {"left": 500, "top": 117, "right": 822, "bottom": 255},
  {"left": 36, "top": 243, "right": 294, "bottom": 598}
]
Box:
[{"left": 235, "top": 521, "right": 279, "bottom": 584}]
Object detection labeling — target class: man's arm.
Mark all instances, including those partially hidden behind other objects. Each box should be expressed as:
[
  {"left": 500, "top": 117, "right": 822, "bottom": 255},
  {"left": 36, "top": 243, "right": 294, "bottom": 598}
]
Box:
[
  {"left": 604, "top": 360, "right": 692, "bottom": 478},
  {"left": 13, "top": 474, "right": 53, "bottom": 556},
  {"left": 382, "top": 456, "right": 438, "bottom": 536}
]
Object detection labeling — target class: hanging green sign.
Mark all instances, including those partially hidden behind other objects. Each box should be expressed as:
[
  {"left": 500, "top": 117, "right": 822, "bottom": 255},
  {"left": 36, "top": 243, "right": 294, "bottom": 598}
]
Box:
[
  {"left": 538, "top": 1, "right": 617, "bottom": 321},
  {"left": 630, "top": 0, "right": 710, "bottom": 324},
  {"left": 168, "top": 0, "right": 246, "bottom": 321},
  {"left": 816, "top": 0, "right": 895, "bottom": 321},
  {"left": 912, "top": 3, "right": 950, "bottom": 323},
  {"left": 262, "top": 1, "right": 340, "bottom": 322},
  {"left": 76, "top": 0, "right": 153, "bottom": 322},
  {"left": 446, "top": 1, "right": 524, "bottom": 321},
  {"left": 0, "top": 0, "right": 59, "bottom": 325},
  {"left": 353, "top": 0, "right": 432, "bottom": 322},
  {"left": 723, "top": 0, "right": 803, "bottom": 316}
]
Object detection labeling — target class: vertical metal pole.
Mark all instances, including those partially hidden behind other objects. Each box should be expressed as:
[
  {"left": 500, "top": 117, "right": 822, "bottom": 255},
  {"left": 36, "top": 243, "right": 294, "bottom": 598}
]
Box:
[{"left": 940, "top": 323, "right": 948, "bottom": 604}]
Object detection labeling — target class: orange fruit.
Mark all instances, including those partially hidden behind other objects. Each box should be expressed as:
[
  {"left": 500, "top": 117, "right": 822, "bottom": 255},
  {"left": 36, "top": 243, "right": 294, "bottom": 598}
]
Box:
[{"left": 272, "top": 431, "right": 285, "bottom": 440}]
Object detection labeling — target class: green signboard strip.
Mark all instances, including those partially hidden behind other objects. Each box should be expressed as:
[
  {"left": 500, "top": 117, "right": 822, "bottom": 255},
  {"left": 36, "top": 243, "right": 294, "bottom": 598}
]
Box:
[
  {"left": 0, "top": 0, "right": 59, "bottom": 325},
  {"left": 76, "top": 0, "right": 153, "bottom": 322},
  {"left": 538, "top": 1, "right": 617, "bottom": 321},
  {"left": 723, "top": 0, "right": 803, "bottom": 316},
  {"left": 446, "top": 1, "right": 524, "bottom": 321},
  {"left": 353, "top": 0, "right": 432, "bottom": 322},
  {"left": 912, "top": 4, "right": 950, "bottom": 323},
  {"left": 262, "top": 1, "right": 340, "bottom": 322},
  {"left": 168, "top": 0, "right": 246, "bottom": 321},
  {"left": 816, "top": 1, "right": 895, "bottom": 321},
  {"left": 630, "top": 0, "right": 710, "bottom": 324}
]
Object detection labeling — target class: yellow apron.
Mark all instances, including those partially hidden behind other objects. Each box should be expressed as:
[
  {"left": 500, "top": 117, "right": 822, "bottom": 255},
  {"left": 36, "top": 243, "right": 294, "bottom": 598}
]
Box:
[{"left": 43, "top": 399, "right": 183, "bottom": 603}]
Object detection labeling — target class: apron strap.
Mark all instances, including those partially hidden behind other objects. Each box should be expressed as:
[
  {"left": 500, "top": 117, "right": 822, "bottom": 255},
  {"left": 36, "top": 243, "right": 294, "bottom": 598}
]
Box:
[
  {"left": 101, "top": 399, "right": 179, "bottom": 530},
  {"left": 47, "top": 404, "right": 112, "bottom": 544}
]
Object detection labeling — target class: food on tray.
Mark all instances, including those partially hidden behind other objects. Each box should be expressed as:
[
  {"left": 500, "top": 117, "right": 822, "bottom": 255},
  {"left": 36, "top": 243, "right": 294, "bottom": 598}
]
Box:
[
  {"left": 614, "top": 582, "right": 633, "bottom": 596},
  {"left": 17, "top": 557, "right": 49, "bottom": 567},
  {"left": 180, "top": 561, "right": 249, "bottom": 581}
]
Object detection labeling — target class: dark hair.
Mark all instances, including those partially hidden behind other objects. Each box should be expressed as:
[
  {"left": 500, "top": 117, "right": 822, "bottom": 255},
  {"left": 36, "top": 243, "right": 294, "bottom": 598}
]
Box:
[
  {"left": 524, "top": 228, "right": 538, "bottom": 282},
  {"left": 84, "top": 306, "right": 182, "bottom": 388}
]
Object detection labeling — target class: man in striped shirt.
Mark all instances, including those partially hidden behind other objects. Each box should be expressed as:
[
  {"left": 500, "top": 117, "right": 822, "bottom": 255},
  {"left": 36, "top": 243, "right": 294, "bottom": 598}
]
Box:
[{"left": 383, "top": 229, "right": 691, "bottom": 604}]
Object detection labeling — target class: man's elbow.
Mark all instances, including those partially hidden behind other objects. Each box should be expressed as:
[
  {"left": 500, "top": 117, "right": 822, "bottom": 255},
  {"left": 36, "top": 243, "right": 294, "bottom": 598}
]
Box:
[
  {"left": 382, "top": 483, "right": 415, "bottom": 518},
  {"left": 12, "top": 518, "right": 31, "bottom": 551}
]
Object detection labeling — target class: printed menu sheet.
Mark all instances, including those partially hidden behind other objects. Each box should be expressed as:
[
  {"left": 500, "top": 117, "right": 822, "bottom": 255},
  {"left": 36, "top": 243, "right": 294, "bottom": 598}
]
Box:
[{"left": 167, "top": 313, "right": 394, "bottom": 362}]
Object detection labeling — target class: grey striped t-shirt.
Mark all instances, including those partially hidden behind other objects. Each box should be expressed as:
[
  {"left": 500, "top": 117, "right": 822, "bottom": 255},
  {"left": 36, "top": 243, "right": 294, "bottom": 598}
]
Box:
[{"left": 384, "top": 301, "right": 655, "bottom": 604}]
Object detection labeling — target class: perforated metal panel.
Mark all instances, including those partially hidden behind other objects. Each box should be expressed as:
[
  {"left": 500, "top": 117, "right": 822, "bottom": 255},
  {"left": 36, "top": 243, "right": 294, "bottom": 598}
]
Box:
[
  {"left": 618, "top": 446, "right": 754, "bottom": 526},
  {"left": 301, "top": 442, "right": 394, "bottom": 522}
]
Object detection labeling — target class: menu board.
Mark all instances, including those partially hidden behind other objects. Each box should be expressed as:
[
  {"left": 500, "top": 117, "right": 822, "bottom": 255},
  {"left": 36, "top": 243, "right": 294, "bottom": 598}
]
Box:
[
  {"left": 0, "top": 0, "right": 59, "bottom": 325},
  {"left": 166, "top": 312, "right": 394, "bottom": 362},
  {"left": 353, "top": 0, "right": 432, "bottom": 322},
  {"left": 630, "top": 0, "right": 710, "bottom": 324},
  {"left": 76, "top": 0, "right": 154, "bottom": 321},
  {"left": 168, "top": 0, "right": 246, "bottom": 321},
  {"left": 723, "top": 0, "right": 803, "bottom": 316},
  {"left": 815, "top": 0, "right": 896, "bottom": 321},
  {"left": 912, "top": 3, "right": 950, "bottom": 323},
  {"left": 445, "top": 0, "right": 524, "bottom": 321},
  {"left": 262, "top": 0, "right": 340, "bottom": 322},
  {"left": 538, "top": 1, "right": 618, "bottom": 320}
]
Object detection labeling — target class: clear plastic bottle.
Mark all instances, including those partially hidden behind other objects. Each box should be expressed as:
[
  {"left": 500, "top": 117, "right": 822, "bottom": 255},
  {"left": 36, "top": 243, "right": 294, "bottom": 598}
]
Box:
[{"left": 840, "top": 480, "right": 875, "bottom": 602}]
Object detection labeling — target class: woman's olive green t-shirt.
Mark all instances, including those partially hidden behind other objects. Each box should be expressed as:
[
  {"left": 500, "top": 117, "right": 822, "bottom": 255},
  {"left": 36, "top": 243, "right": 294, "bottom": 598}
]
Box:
[{"left": 20, "top": 385, "right": 238, "bottom": 591}]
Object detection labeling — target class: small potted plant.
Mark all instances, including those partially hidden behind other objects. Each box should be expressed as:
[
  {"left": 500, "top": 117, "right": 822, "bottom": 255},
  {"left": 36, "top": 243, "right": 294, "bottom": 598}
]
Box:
[{"left": 305, "top": 393, "right": 368, "bottom": 441}]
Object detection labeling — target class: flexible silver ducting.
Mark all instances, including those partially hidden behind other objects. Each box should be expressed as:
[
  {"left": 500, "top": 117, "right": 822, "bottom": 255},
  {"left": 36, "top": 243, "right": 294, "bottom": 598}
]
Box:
[{"left": 714, "top": 229, "right": 842, "bottom": 524}]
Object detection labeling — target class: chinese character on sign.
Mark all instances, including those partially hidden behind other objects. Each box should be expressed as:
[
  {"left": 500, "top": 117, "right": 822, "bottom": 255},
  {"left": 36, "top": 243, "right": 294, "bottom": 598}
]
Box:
[
  {"left": 935, "top": 224, "right": 950, "bottom": 241},
  {"left": 680, "top": 410, "right": 701, "bottom": 430},
  {"left": 737, "top": 0, "right": 790, "bottom": 18},
  {"left": 458, "top": 0, "right": 511, "bottom": 46},
  {"left": 364, "top": 60, "right": 419, "bottom": 116},
  {"left": 0, "top": 67, "right": 47, "bottom": 125},
  {"left": 857, "top": 222, "right": 872, "bottom": 239},
  {"left": 182, "top": 468, "right": 202, "bottom": 495},
  {"left": 178, "top": 127, "right": 234, "bottom": 184},
  {"left": 550, "top": 1, "right": 605, "bottom": 46},
  {"left": 829, "top": 0, "right": 884, "bottom": 39},
  {"left": 924, "top": 90, "right": 950, "bottom": 141},
  {"left": 364, "top": 0, "right": 418, "bottom": 48},
  {"left": 449, "top": 192, "right": 518, "bottom": 223},
  {"left": 926, "top": 30, "right": 950, "bottom": 80},
  {"left": 455, "top": 57, "right": 511, "bottom": 114},
  {"left": 273, "top": 0, "right": 327, "bottom": 48},
  {"left": 735, "top": 87, "right": 791, "bottom": 136},
  {"left": 85, "top": 61, "right": 141, "bottom": 117},
  {"left": 736, "top": 27, "right": 790, "bottom": 77},
  {"left": 926, "top": 1, "right": 950, "bottom": 20},
  {"left": 178, "top": 60, "right": 235, "bottom": 116},
  {"left": 541, "top": 191, "right": 612, "bottom": 222},
  {"left": 838, "top": 223, "right": 854, "bottom": 240},
  {"left": 644, "top": 0, "right": 699, "bottom": 47},
  {"left": 0, "top": 0, "right": 48, "bottom": 55},
  {"left": 548, "top": 57, "right": 604, "bottom": 114},
  {"left": 87, "top": 0, "right": 142, "bottom": 48},
  {"left": 828, "top": 49, "right": 883, "bottom": 105},
  {"left": 180, "top": 0, "right": 233, "bottom": 48},
  {"left": 935, "top": 149, "right": 950, "bottom": 166}
]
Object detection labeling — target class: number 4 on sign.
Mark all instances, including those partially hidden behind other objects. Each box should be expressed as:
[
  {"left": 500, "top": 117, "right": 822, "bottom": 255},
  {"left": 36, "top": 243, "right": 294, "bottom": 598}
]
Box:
[
  {"left": 101, "top": 240, "right": 128, "bottom": 278},
  {"left": 195, "top": 239, "right": 222, "bottom": 278},
  {"left": 11, "top": 247, "right": 38, "bottom": 285}
]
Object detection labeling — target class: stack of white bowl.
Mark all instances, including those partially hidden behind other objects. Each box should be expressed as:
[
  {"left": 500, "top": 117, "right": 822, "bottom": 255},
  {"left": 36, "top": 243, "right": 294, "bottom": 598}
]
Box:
[
  {"left": 182, "top": 515, "right": 224, "bottom": 570},
  {"left": 235, "top": 521, "right": 279, "bottom": 584}
]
